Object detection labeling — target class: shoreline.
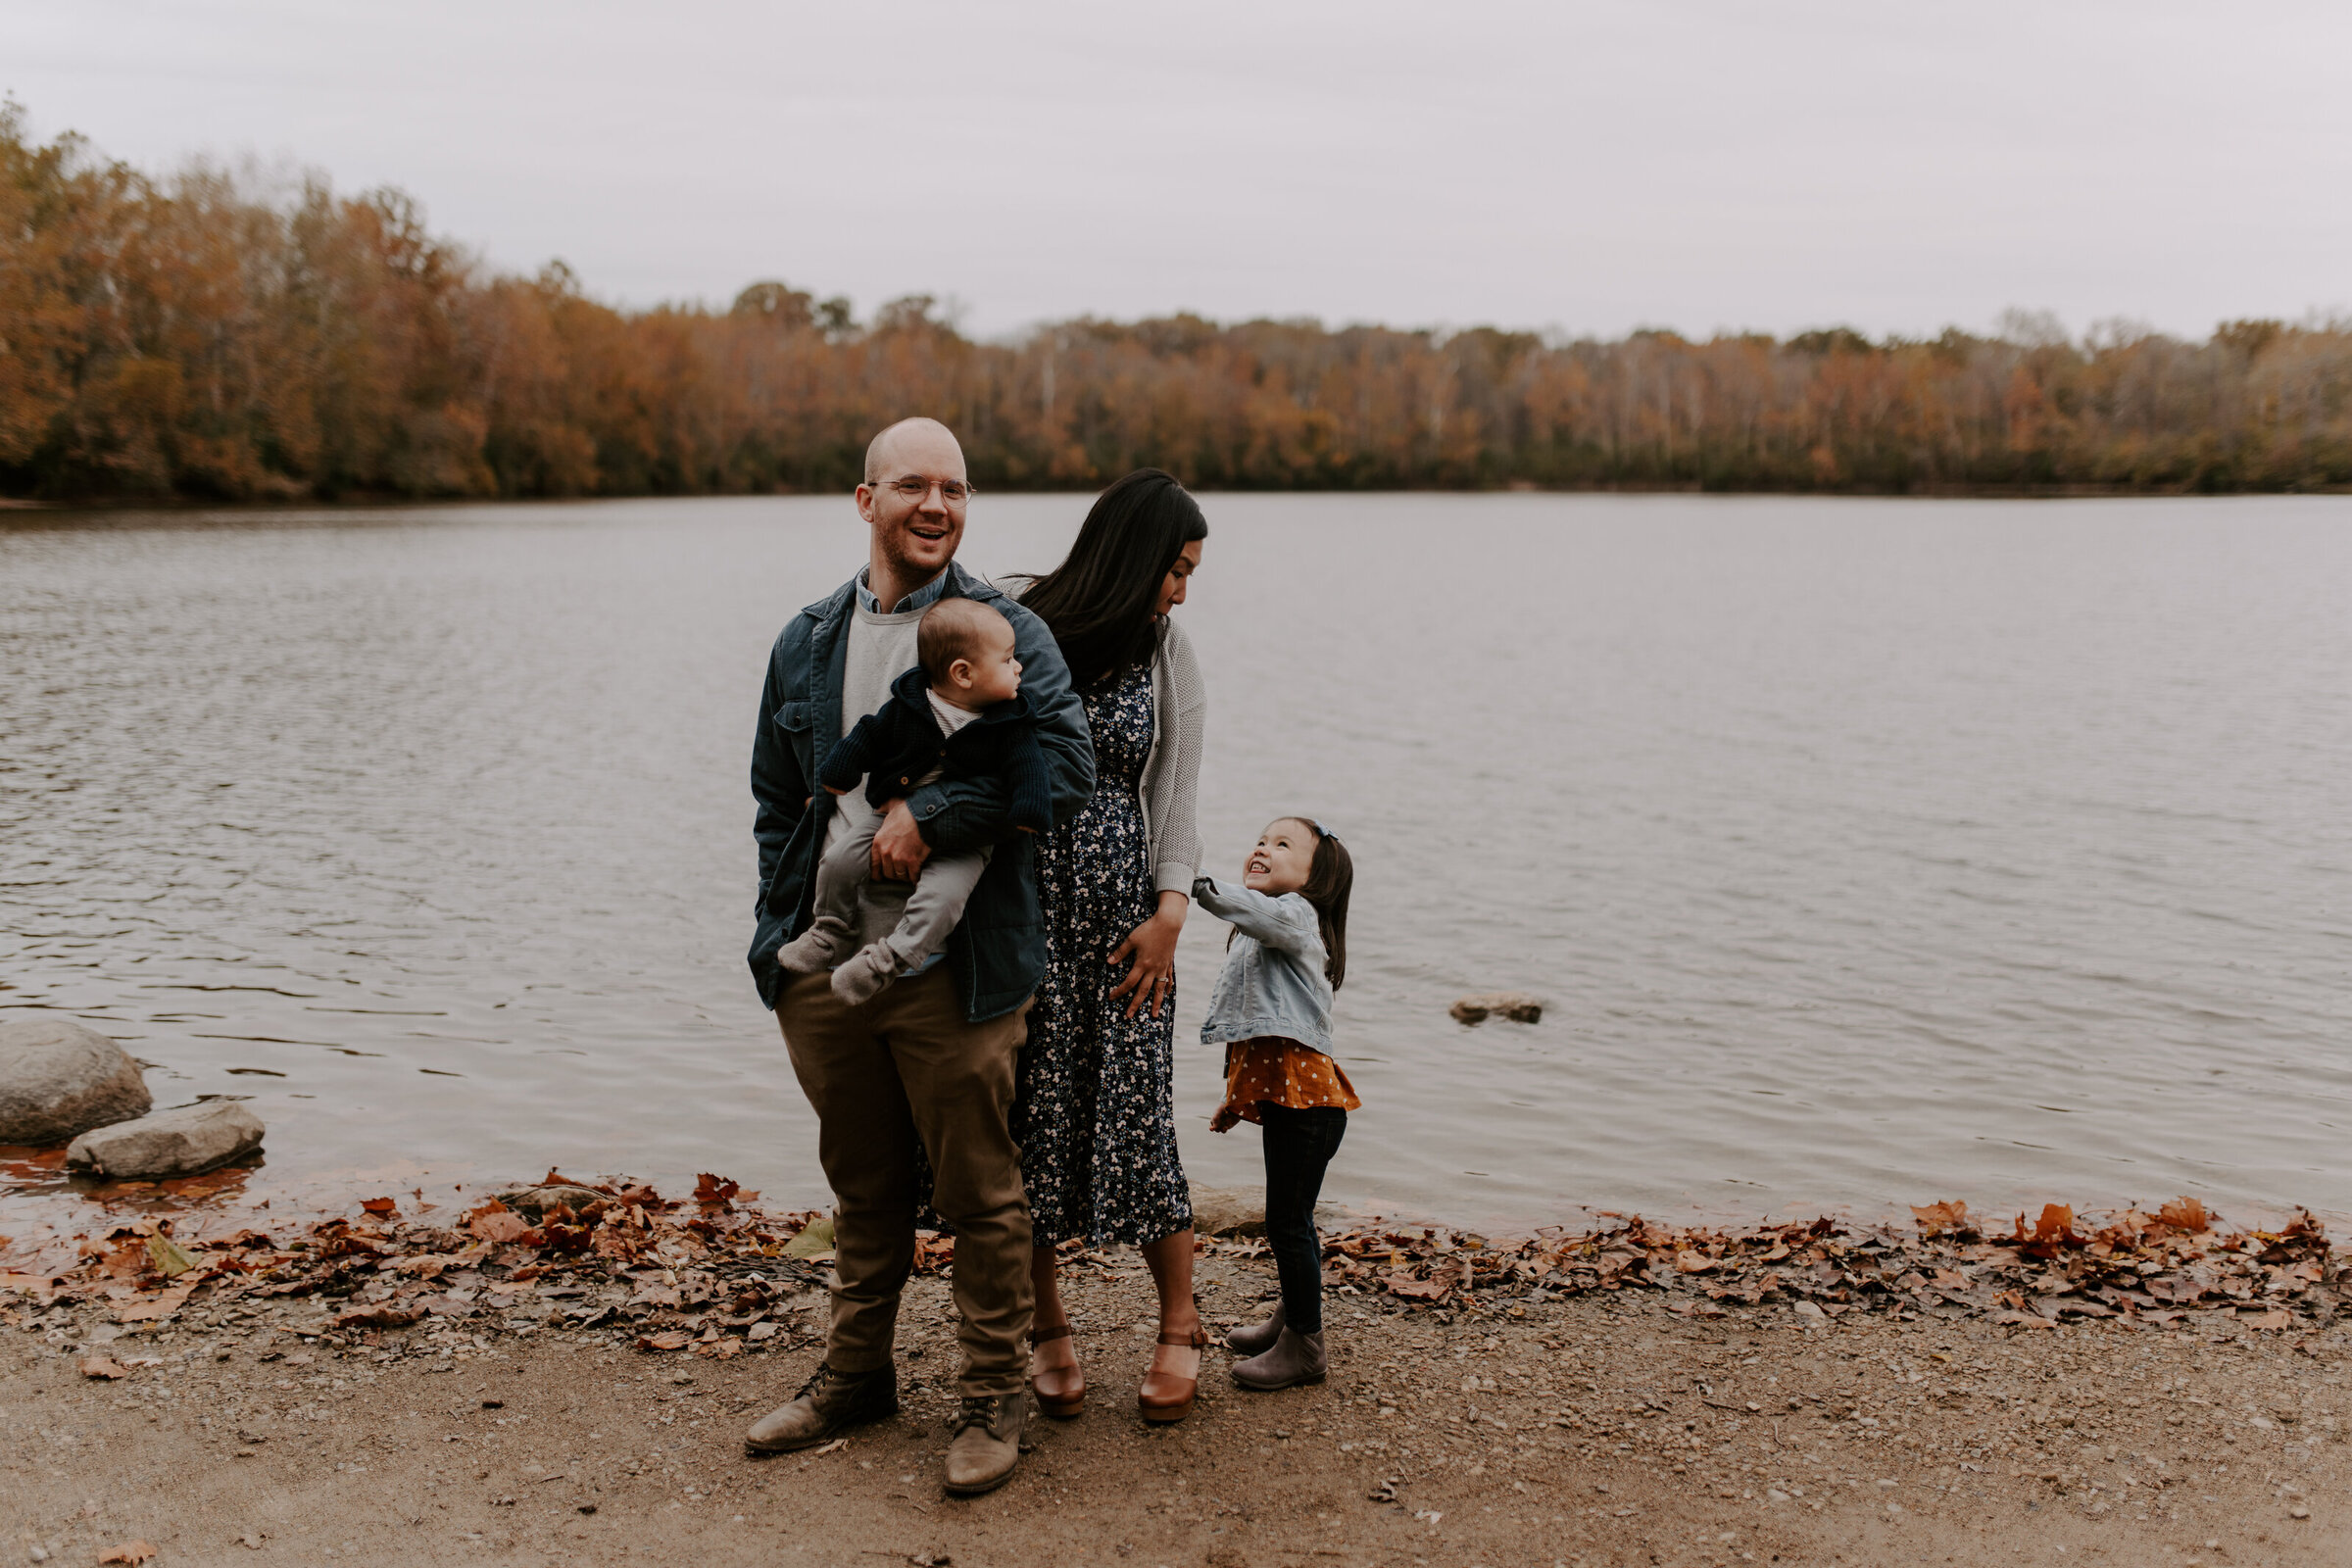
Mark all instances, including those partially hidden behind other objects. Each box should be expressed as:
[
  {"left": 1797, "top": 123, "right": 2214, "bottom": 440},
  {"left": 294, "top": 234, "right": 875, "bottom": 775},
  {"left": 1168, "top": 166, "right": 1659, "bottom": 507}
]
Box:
[
  {"left": 5, "top": 1169, "right": 2346, "bottom": 1566},
  {"left": 8, "top": 486, "right": 2352, "bottom": 528},
  {"left": 4, "top": 1157, "right": 2342, "bottom": 1332}
]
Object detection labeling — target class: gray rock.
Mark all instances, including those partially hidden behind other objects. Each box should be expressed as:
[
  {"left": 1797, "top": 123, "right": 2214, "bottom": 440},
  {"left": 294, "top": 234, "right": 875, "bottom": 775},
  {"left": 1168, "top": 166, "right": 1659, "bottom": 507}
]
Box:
[
  {"left": 1449, "top": 992, "right": 1544, "bottom": 1025},
  {"left": 0, "top": 1016, "right": 152, "bottom": 1145},
  {"left": 1189, "top": 1183, "right": 1266, "bottom": 1239},
  {"left": 65, "top": 1099, "right": 266, "bottom": 1179}
]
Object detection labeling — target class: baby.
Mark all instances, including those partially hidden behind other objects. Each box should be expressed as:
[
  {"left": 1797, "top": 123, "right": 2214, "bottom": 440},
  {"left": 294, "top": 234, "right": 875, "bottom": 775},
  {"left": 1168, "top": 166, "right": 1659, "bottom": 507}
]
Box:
[{"left": 775, "top": 596, "right": 1053, "bottom": 1004}]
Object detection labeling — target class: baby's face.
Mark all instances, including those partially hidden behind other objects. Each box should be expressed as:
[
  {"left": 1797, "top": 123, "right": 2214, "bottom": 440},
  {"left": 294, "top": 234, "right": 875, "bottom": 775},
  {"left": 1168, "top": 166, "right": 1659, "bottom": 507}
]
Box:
[
  {"left": 959, "top": 618, "right": 1023, "bottom": 706},
  {"left": 1243, "top": 819, "right": 1315, "bottom": 896}
]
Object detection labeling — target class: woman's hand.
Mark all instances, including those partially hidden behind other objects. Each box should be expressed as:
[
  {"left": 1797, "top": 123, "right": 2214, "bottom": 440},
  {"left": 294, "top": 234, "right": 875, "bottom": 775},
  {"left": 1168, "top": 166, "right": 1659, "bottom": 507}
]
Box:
[
  {"left": 1108, "top": 890, "right": 1188, "bottom": 1019},
  {"left": 1209, "top": 1104, "right": 1242, "bottom": 1134}
]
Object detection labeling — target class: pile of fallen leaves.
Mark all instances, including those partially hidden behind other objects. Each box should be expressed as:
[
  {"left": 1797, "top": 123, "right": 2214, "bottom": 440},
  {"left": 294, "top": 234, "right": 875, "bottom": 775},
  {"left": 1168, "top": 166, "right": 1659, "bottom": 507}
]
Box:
[
  {"left": 7, "top": 1172, "right": 2342, "bottom": 1352},
  {"left": 1313, "top": 1196, "right": 2343, "bottom": 1330},
  {"left": 2, "top": 1170, "right": 854, "bottom": 1361}
]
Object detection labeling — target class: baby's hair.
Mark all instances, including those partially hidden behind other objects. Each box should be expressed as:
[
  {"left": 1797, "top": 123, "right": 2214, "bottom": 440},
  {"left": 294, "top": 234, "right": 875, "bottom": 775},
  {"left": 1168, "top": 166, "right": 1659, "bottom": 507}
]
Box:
[
  {"left": 917, "top": 597, "right": 1010, "bottom": 686},
  {"left": 1278, "top": 816, "right": 1353, "bottom": 990}
]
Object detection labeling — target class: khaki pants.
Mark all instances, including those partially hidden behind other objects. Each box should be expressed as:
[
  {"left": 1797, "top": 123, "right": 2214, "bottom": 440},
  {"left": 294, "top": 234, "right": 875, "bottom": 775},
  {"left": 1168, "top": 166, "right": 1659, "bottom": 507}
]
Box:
[{"left": 774, "top": 966, "right": 1033, "bottom": 1396}]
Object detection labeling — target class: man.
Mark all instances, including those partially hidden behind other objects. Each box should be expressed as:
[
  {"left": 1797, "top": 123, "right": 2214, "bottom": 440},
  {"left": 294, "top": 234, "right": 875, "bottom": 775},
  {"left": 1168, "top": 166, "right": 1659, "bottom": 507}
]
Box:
[{"left": 744, "top": 417, "right": 1093, "bottom": 1495}]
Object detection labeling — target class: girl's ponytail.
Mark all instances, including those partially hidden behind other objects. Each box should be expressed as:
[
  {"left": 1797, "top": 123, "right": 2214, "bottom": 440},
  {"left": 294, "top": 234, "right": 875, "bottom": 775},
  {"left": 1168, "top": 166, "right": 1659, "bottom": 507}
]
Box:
[{"left": 1293, "top": 819, "right": 1353, "bottom": 991}]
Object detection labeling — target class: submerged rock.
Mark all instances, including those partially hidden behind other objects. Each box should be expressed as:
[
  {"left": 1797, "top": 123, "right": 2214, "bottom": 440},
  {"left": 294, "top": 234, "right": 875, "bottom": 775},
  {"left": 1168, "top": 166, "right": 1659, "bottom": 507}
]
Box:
[
  {"left": 1449, "top": 993, "right": 1544, "bottom": 1025},
  {"left": 0, "top": 1017, "right": 153, "bottom": 1145},
  {"left": 65, "top": 1100, "right": 266, "bottom": 1179}
]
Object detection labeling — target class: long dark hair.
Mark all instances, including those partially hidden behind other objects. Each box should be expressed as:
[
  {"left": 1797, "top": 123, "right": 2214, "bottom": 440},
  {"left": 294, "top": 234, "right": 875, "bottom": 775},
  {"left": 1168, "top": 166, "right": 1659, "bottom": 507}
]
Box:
[
  {"left": 1242, "top": 817, "right": 1351, "bottom": 991},
  {"left": 1015, "top": 468, "right": 1207, "bottom": 689}
]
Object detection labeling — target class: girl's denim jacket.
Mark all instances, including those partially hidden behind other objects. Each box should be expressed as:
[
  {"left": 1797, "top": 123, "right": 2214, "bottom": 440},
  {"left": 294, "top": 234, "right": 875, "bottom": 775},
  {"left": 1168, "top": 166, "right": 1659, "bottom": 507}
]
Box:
[{"left": 1193, "top": 875, "right": 1334, "bottom": 1055}]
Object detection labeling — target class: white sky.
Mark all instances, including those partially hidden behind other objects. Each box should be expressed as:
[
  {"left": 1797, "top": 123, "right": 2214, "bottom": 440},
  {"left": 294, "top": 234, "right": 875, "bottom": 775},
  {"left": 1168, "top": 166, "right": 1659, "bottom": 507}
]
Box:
[{"left": 7, "top": 0, "right": 2349, "bottom": 342}]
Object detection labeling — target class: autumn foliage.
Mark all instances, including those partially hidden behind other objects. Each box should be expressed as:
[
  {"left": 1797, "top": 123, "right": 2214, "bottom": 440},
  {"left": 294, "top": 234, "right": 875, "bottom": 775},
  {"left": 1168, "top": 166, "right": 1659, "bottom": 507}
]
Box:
[{"left": 8, "top": 103, "right": 2352, "bottom": 504}]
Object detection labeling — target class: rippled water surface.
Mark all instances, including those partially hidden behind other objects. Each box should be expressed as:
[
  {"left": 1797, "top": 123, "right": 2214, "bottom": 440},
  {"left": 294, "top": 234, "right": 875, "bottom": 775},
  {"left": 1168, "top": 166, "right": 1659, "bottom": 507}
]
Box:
[{"left": 3, "top": 494, "right": 2347, "bottom": 1227}]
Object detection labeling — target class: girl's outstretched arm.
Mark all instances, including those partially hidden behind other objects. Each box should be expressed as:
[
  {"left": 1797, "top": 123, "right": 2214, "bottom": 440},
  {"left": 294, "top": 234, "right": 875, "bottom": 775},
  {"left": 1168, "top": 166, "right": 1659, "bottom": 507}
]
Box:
[{"left": 1192, "top": 874, "right": 1322, "bottom": 955}]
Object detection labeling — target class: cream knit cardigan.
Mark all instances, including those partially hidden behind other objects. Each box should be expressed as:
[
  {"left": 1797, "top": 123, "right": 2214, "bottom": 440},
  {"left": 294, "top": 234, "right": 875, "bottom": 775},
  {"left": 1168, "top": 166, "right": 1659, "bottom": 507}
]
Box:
[{"left": 1141, "top": 615, "right": 1206, "bottom": 897}]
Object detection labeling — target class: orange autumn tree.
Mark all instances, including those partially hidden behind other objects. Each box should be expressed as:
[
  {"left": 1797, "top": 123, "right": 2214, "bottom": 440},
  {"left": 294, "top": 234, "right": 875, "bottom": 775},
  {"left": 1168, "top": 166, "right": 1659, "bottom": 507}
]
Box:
[{"left": 6, "top": 103, "right": 2352, "bottom": 503}]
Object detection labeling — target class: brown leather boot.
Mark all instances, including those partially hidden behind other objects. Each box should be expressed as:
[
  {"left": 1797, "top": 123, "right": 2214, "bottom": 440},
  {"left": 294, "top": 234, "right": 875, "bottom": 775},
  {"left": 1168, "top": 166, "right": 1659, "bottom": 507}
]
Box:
[
  {"left": 943, "top": 1390, "right": 1028, "bottom": 1495},
  {"left": 743, "top": 1363, "right": 898, "bottom": 1453}
]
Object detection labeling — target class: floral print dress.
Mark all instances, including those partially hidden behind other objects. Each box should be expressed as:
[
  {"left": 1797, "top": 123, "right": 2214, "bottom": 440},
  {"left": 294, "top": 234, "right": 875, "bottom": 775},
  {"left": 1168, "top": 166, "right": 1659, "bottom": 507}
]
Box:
[{"left": 1014, "top": 663, "right": 1194, "bottom": 1247}]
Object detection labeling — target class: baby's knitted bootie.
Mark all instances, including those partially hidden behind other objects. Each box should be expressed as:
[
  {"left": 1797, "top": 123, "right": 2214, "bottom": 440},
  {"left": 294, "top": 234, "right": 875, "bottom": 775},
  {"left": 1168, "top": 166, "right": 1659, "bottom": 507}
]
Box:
[
  {"left": 829, "top": 941, "right": 904, "bottom": 1006},
  {"left": 775, "top": 915, "right": 852, "bottom": 975}
]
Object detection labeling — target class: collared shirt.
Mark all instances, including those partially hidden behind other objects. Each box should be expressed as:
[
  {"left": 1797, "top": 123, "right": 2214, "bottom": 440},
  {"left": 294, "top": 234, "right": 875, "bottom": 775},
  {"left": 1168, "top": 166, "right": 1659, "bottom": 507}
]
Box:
[
  {"left": 856, "top": 564, "right": 952, "bottom": 616},
  {"left": 925, "top": 688, "right": 985, "bottom": 737}
]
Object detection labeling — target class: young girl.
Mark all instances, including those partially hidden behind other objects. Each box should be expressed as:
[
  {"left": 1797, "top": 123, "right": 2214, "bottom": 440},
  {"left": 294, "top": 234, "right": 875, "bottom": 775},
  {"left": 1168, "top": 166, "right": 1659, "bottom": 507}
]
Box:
[{"left": 1194, "top": 816, "right": 1356, "bottom": 1391}]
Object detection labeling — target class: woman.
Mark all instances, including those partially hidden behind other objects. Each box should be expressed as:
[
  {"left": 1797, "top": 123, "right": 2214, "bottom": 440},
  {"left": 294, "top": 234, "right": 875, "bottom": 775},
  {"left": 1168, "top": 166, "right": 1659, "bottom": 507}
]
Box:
[{"left": 1011, "top": 467, "right": 1209, "bottom": 1423}]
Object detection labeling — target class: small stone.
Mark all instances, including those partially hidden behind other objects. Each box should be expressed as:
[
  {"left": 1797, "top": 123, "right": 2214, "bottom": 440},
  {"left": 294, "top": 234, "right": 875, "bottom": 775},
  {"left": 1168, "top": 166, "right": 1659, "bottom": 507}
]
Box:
[
  {"left": 67, "top": 1100, "right": 265, "bottom": 1179},
  {"left": 1448, "top": 993, "right": 1544, "bottom": 1026},
  {"left": 0, "top": 1017, "right": 151, "bottom": 1145},
  {"left": 1792, "top": 1300, "right": 1825, "bottom": 1319},
  {"left": 2289, "top": 1505, "right": 2311, "bottom": 1520}
]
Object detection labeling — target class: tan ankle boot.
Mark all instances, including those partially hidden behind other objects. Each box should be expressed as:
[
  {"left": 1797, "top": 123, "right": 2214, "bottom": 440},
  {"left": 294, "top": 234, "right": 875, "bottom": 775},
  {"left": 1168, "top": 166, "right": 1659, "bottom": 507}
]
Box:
[
  {"left": 1230, "top": 1327, "right": 1326, "bottom": 1391},
  {"left": 1224, "top": 1299, "right": 1286, "bottom": 1357},
  {"left": 943, "top": 1390, "right": 1027, "bottom": 1495},
  {"left": 743, "top": 1363, "right": 897, "bottom": 1453}
]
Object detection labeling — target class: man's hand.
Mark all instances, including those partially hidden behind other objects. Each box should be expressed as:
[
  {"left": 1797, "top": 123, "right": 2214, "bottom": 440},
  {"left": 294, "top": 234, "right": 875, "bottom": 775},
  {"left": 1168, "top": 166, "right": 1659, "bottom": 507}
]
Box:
[
  {"left": 1210, "top": 1104, "right": 1243, "bottom": 1134},
  {"left": 869, "top": 799, "right": 932, "bottom": 882}
]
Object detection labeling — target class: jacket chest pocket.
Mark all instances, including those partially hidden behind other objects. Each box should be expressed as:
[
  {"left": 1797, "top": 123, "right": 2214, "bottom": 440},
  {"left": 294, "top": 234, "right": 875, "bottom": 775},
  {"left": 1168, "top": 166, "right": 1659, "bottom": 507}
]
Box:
[{"left": 774, "top": 701, "right": 816, "bottom": 769}]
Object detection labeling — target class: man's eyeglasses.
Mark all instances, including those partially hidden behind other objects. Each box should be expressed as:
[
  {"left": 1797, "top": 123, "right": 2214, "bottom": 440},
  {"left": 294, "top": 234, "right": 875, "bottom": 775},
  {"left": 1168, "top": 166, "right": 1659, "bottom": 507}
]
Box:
[{"left": 873, "top": 475, "right": 974, "bottom": 506}]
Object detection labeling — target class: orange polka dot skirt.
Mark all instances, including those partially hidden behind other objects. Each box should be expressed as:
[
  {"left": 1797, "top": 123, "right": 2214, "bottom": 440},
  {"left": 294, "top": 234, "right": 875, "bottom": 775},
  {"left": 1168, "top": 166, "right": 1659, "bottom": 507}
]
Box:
[{"left": 1218, "top": 1037, "right": 1361, "bottom": 1124}]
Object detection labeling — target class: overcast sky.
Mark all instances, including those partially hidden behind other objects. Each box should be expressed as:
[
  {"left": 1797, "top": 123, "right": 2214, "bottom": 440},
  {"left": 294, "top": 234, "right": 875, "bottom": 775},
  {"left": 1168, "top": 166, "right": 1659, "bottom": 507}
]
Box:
[{"left": 8, "top": 0, "right": 2349, "bottom": 342}]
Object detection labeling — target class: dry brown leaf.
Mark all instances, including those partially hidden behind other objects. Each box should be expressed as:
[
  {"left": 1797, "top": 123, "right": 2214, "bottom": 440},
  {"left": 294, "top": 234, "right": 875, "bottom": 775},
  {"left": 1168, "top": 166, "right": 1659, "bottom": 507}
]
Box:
[
  {"left": 1911, "top": 1200, "right": 1974, "bottom": 1239},
  {"left": 638, "top": 1331, "right": 693, "bottom": 1351},
  {"left": 116, "top": 1281, "right": 198, "bottom": 1323},
  {"left": 2160, "top": 1197, "right": 2211, "bottom": 1233},
  {"left": 79, "top": 1354, "right": 131, "bottom": 1379},
  {"left": 98, "top": 1543, "right": 158, "bottom": 1564}
]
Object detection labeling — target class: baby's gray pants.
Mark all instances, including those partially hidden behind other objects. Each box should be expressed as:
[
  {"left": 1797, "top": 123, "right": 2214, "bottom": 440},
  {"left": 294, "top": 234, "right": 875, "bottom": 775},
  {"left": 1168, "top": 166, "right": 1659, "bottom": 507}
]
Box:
[{"left": 811, "top": 819, "right": 991, "bottom": 969}]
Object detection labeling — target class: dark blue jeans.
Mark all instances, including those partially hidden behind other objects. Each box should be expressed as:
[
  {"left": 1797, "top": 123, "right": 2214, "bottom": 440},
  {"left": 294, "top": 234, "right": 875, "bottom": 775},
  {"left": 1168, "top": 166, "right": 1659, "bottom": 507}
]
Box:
[{"left": 1259, "top": 1103, "right": 1348, "bottom": 1336}]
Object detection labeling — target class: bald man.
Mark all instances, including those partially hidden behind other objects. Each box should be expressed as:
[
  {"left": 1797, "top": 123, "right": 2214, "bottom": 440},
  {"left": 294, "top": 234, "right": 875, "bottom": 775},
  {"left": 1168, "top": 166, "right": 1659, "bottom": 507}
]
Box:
[{"left": 745, "top": 418, "right": 1093, "bottom": 1494}]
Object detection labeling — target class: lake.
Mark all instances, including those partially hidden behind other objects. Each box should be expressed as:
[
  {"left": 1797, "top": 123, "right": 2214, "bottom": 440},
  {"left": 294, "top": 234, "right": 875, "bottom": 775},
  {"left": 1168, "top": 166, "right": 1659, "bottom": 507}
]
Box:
[{"left": 3, "top": 493, "right": 2347, "bottom": 1231}]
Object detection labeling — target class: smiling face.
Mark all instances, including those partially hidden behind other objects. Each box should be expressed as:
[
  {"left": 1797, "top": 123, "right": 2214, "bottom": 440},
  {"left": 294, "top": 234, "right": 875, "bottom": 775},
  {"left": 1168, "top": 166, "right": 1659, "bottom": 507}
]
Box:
[
  {"left": 857, "top": 419, "right": 968, "bottom": 594},
  {"left": 1243, "top": 818, "right": 1318, "bottom": 896},
  {"left": 1155, "top": 538, "right": 1204, "bottom": 615}
]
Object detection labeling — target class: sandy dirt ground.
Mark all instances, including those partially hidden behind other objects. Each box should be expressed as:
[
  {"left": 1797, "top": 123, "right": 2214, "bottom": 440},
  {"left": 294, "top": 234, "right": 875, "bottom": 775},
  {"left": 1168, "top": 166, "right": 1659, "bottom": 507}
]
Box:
[{"left": 7, "top": 1248, "right": 2348, "bottom": 1568}]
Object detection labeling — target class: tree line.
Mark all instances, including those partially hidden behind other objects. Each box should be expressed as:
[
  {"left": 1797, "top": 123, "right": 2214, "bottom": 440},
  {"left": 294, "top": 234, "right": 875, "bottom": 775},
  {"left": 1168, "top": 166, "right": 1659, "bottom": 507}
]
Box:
[{"left": 6, "top": 104, "right": 2349, "bottom": 503}]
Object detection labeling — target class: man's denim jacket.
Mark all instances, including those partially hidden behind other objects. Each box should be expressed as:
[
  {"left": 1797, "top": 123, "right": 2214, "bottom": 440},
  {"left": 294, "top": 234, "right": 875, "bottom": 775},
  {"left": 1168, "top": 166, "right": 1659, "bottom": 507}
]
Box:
[
  {"left": 749, "top": 561, "right": 1095, "bottom": 1022},
  {"left": 1193, "top": 875, "right": 1335, "bottom": 1055}
]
